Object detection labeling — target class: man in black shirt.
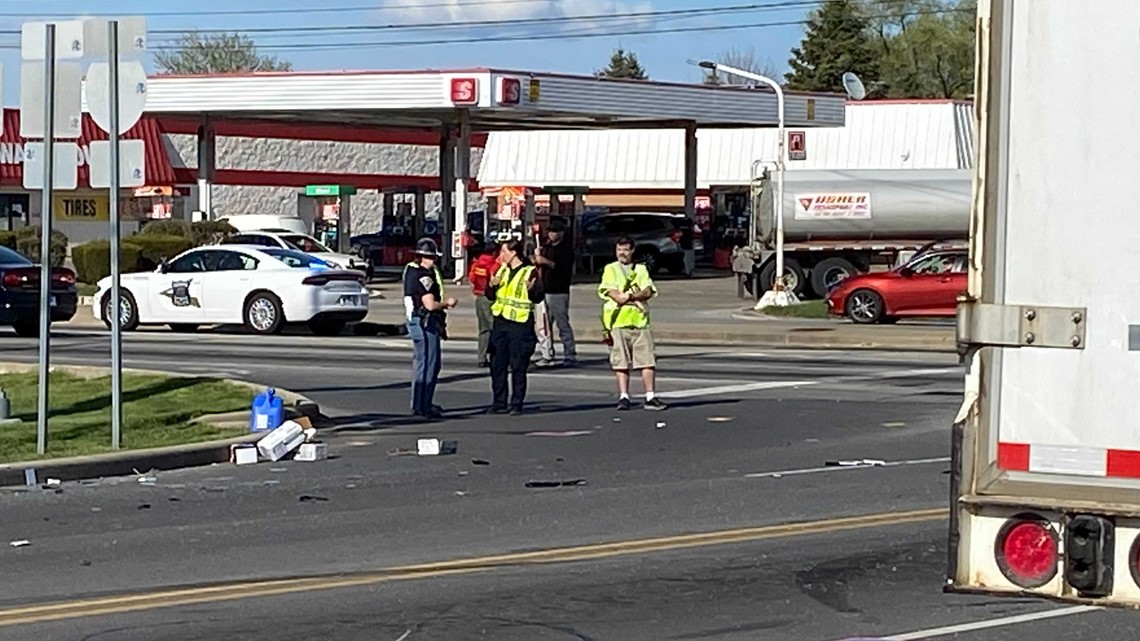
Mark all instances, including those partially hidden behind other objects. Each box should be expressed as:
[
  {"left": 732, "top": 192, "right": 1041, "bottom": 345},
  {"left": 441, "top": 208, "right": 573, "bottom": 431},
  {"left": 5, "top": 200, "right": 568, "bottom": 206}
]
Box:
[
  {"left": 403, "top": 237, "right": 458, "bottom": 419},
  {"left": 532, "top": 217, "right": 577, "bottom": 366}
]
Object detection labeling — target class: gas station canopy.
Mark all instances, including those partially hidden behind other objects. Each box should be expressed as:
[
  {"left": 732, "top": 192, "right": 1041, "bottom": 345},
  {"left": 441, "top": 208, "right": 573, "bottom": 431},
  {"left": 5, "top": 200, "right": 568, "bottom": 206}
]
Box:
[
  {"left": 144, "top": 67, "right": 848, "bottom": 276},
  {"left": 143, "top": 68, "right": 847, "bottom": 130}
]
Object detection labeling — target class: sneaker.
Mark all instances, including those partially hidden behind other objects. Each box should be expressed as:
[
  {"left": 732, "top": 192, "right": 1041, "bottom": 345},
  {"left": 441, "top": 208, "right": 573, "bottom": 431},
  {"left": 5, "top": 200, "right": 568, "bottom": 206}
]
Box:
[
  {"left": 534, "top": 358, "right": 555, "bottom": 368},
  {"left": 616, "top": 397, "right": 631, "bottom": 411},
  {"left": 510, "top": 406, "right": 524, "bottom": 416},
  {"left": 488, "top": 406, "right": 508, "bottom": 414},
  {"left": 643, "top": 397, "right": 668, "bottom": 411}
]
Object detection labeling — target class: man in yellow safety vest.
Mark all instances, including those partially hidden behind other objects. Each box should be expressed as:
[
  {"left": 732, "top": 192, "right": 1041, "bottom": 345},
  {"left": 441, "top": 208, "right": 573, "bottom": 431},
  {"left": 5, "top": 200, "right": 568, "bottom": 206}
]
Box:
[
  {"left": 484, "top": 238, "right": 545, "bottom": 415},
  {"left": 599, "top": 236, "right": 667, "bottom": 411}
]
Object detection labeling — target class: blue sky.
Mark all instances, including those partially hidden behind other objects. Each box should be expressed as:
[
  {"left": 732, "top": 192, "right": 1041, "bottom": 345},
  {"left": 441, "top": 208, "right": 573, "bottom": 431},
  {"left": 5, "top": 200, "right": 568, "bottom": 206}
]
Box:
[{"left": 0, "top": 0, "right": 815, "bottom": 107}]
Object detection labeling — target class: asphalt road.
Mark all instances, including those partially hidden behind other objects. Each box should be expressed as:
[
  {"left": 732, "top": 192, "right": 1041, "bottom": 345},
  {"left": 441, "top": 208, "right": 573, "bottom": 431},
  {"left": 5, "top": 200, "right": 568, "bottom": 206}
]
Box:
[{"left": 0, "top": 330, "right": 1129, "bottom": 639}]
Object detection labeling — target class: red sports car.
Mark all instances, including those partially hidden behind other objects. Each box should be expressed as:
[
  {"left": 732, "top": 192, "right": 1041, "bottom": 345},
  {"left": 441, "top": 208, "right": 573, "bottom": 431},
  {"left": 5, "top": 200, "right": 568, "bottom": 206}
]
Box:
[{"left": 826, "top": 250, "right": 967, "bottom": 324}]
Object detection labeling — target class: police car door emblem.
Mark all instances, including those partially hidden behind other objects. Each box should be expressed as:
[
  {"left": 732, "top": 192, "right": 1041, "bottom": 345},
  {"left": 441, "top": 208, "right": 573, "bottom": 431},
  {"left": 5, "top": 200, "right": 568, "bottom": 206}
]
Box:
[{"left": 162, "top": 279, "right": 200, "bottom": 308}]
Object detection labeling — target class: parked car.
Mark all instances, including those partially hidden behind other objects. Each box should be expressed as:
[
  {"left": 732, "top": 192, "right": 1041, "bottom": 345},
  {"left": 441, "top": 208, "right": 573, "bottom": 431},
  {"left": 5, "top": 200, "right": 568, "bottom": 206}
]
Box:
[
  {"left": 826, "top": 249, "right": 967, "bottom": 324},
  {"left": 0, "top": 245, "right": 77, "bottom": 337},
  {"left": 578, "top": 212, "right": 699, "bottom": 275},
  {"left": 220, "top": 229, "right": 373, "bottom": 279},
  {"left": 94, "top": 246, "right": 369, "bottom": 336}
]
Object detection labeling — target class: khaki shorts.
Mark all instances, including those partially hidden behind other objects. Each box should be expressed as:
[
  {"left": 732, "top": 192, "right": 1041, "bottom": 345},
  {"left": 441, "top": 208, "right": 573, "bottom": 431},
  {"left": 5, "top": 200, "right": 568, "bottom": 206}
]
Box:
[{"left": 609, "top": 327, "right": 657, "bottom": 370}]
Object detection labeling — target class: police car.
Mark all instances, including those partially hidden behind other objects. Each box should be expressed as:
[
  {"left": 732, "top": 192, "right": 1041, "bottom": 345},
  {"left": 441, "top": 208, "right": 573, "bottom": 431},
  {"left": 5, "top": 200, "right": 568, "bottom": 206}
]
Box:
[{"left": 93, "top": 245, "right": 369, "bottom": 336}]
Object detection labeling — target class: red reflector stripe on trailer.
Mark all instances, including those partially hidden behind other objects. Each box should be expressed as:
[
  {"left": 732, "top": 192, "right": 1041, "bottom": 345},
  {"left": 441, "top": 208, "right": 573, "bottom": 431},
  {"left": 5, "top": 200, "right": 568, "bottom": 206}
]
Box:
[
  {"left": 998, "top": 442, "right": 1030, "bottom": 471},
  {"left": 1107, "top": 450, "right": 1140, "bottom": 478},
  {"left": 998, "top": 442, "right": 1140, "bottom": 478}
]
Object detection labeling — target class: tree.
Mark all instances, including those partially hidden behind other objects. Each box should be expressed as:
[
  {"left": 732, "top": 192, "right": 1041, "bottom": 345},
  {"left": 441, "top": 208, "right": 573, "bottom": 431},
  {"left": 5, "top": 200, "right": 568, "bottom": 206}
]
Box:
[
  {"left": 154, "top": 32, "right": 293, "bottom": 75},
  {"left": 785, "top": 0, "right": 880, "bottom": 93},
  {"left": 702, "top": 46, "right": 780, "bottom": 86},
  {"left": 872, "top": 0, "right": 976, "bottom": 98},
  {"left": 596, "top": 48, "right": 648, "bottom": 80}
]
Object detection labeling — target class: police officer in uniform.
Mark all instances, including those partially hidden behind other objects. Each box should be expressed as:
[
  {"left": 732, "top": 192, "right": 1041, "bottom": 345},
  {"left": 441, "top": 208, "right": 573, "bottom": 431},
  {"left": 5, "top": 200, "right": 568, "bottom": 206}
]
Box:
[
  {"left": 404, "top": 238, "right": 458, "bottom": 419},
  {"left": 485, "top": 238, "right": 545, "bottom": 415}
]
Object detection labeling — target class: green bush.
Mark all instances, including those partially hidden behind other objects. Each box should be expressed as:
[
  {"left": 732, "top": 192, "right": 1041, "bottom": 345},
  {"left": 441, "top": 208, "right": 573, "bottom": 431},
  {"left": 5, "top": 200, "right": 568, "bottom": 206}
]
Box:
[
  {"left": 10, "top": 227, "right": 68, "bottom": 267},
  {"left": 189, "top": 220, "right": 238, "bottom": 246},
  {"left": 136, "top": 220, "right": 236, "bottom": 247},
  {"left": 0, "top": 231, "right": 15, "bottom": 251},
  {"left": 130, "top": 234, "right": 194, "bottom": 271},
  {"left": 71, "top": 240, "right": 144, "bottom": 285},
  {"left": 139, "top": 219, "right": 192, "bottom": 238}
]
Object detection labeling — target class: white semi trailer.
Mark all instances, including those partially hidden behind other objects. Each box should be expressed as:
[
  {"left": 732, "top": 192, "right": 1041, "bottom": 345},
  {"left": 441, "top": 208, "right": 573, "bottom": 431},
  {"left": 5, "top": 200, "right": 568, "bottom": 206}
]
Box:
[
  {"left": 733, "top": 168, "right": 972, "bottom": 299},
  {"left": 948, "top": 0, "right": 1140, "bottom": 607}
]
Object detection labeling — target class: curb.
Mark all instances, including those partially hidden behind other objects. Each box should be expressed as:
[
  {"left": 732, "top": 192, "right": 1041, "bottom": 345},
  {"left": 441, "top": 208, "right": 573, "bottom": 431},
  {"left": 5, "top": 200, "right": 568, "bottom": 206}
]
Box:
[{"left": 0, "top": 363, "right": 321, "bottom": 488}]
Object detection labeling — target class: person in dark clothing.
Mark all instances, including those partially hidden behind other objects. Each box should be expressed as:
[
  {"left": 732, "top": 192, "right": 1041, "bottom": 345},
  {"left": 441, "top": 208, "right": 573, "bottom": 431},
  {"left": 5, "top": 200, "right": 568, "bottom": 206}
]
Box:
[
  {"left": 486, "top": 238, "right": 545, "bottom": 415},
  {"left": 404, "top": 237, "right": 458, "bottom": 419},
  {"left": 532, "top": 217, "right": 578, "bottom": 366}
]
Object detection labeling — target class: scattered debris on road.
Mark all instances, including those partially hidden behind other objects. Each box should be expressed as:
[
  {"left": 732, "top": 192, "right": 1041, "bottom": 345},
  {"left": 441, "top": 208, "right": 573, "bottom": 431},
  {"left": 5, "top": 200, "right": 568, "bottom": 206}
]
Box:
[
  {"left": 298, "top": 495, "right": 329, "bottom": 502},
  {"left": 9, "top": 540, "right": 30, "bottom": 548},
  {"left": 655, "top": 422, "right": 667, "bottom": 429},
  {"left": 471, "top": 458, "right": 490, "bottom": 466},
  {"left": 295, "top": 442, "right": 328, "bottom": 462},
  {"left": 138, "top": 503, "right": 151, "bottom": 510},
  {"left": 525, "top": 479, "right": 588, "bottom": 489},
  {"left": 417, "top": 438, "right": 458, "bottom": 456},
  {"left": 525, "top": 430, "right": 593, "bottom": 437},
  {"left": 825, "top": 459, "right": 887, "bottom": 468},
  {"left": 706, "top": 416, "right": 734, "bottom": 423}
]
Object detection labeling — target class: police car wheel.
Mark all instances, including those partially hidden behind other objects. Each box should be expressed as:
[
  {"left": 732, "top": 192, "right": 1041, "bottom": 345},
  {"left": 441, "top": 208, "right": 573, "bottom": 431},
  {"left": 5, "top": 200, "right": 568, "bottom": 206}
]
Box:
[
  {"left": 244, "top": 292, "right": 285, "bottom": 335},
  {"left": 102, "top": 290, "right": 139, "bottom": 332}
]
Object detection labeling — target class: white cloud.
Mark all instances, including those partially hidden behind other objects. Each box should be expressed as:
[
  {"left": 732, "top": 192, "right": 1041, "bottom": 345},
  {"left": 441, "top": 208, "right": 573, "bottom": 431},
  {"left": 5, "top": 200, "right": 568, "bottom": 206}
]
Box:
[
  {"left": 377, "top": 0, "right": 653, "bottom": 30},
  {"left": 379, "top": 0, "right": 555, "bottom": 24}
]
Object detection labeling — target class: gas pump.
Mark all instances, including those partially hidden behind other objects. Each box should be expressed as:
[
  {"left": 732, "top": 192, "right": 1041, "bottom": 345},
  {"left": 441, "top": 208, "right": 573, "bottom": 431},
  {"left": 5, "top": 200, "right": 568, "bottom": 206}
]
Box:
[{"left": 303, "top": 184, "right": 357, "bottom": 253}]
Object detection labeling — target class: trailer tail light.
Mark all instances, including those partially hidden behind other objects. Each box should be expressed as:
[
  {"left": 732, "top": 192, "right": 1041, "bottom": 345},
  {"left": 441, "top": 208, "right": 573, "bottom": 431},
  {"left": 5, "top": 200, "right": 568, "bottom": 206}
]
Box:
[
  {"left": 995, "top": 516, "right": 1059, "bottom": 588},
  {"left": 1064, "top": 514, "right": 1114, "bottom": 597}
]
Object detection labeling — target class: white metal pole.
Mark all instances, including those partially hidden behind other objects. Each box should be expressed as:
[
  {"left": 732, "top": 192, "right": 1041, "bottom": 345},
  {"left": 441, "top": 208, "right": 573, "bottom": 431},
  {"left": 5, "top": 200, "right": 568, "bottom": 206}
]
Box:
[
  {"left": 36, "top": 23, "right": 56, "bottom": 457},
  {"left": 704, "top": 62, "right": 791, "bottom": 303},
  {"left": 108, "top": 20, "right": 123, "bottom": 450},
  {"left": 774, "top": 82, "right": 786, "bottom": 294}
]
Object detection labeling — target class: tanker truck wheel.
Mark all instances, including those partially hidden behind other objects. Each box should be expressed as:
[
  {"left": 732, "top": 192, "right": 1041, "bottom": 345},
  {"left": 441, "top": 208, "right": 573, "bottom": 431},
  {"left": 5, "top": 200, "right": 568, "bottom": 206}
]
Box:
[
  {"left": 810, "top": 257, "right": 858, "bottom": 298},
  {"left": 846, "top": 289, "right": 885, "bottom": 324},
  {"left": 759, "top": 258, "right": 806, "bottom": 298}
]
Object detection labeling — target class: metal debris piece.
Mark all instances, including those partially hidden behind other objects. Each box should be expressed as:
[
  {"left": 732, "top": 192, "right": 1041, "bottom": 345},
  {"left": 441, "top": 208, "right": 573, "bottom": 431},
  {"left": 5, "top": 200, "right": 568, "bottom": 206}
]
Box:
[
  {"left": 471, "top": 459, "right": 490, "bottom": 466},
  {"left": 706, "top": 416, "right": 735, "bottom": 423},
  {"left": 9, "top": 540, "right": 30, "bottom": 548},
  {"left": 525, "top": 479, "right": 588, "bottom": 489},
  {"left": 825, "top": 459, "right": 887, "bottom": 468}
]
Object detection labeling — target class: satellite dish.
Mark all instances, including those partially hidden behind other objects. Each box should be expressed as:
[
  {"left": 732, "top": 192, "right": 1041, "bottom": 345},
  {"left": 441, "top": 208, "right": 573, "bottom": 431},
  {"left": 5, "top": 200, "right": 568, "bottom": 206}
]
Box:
[{"left": 842, "top": 72, "right": 866, "bottom": 101}]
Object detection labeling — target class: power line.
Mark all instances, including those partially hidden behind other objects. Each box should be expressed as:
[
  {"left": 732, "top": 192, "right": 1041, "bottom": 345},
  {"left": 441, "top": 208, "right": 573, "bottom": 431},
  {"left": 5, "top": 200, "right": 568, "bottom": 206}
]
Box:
[
  {"left": 0, "top": 0, "right": 560, "bottom": 18},
  {"left": 147, "top": 0, "right": 823, "bottom": 36},
  {"left": 0, "top": 5, "right": 971, "bottom": 51},
  {"left": 156, "top": 8, "right": 973, "bottom": 53}
]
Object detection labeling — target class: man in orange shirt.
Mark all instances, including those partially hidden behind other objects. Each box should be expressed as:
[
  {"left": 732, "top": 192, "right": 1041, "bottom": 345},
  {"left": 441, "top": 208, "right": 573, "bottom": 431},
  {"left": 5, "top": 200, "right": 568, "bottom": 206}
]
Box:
[{"left": 467, "top": 241, "right": 501, "bottom": 367}]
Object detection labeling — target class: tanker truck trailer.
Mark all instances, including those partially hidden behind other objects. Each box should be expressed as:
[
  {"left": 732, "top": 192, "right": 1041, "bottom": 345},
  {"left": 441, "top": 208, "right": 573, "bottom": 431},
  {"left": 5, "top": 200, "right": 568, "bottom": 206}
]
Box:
[{"left": 732, "top": 167, "right": 972, "bottom": 300}]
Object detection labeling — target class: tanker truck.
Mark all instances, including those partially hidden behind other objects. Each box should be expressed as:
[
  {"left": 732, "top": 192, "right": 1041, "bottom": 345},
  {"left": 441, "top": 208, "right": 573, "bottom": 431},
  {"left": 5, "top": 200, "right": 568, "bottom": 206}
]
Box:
[{"left": 732, "top": 167, "right": 972, "bottom": 300}]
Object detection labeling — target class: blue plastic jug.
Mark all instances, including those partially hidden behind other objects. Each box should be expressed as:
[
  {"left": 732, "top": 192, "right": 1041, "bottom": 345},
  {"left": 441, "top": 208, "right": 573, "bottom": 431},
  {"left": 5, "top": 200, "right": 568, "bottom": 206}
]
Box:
[{"left": 250, "top": 388, "right": 285, "bottom": 433}]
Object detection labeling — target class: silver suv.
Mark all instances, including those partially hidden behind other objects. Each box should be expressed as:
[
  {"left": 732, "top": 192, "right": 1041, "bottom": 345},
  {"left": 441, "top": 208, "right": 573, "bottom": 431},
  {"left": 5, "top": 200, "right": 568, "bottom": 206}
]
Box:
[{"left": 578, "top": 212, "right": 697, "bottom": 275}]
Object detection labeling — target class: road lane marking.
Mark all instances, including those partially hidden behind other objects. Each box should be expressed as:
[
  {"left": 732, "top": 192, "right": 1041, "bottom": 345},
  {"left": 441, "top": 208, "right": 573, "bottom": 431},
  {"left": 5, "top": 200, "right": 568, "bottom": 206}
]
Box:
[
  {"left": 745, "top": 457, "right": 951, "bottom": 479},
  {"left": 877, "top": 604, "right": 1101, "bottom": 640},
  {"left": 658, "top": 380, "right": 819, "bottom": 399},
  {"left": 0, "top": 508, "right": 945, "bottom": 627}
]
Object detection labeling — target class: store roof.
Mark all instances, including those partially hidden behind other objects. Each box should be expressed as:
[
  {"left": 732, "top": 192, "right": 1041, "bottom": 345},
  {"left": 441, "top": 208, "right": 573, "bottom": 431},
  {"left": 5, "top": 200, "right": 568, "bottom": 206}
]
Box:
[{"left": 477, "top": 100, "right": 974, "bottom": 189}]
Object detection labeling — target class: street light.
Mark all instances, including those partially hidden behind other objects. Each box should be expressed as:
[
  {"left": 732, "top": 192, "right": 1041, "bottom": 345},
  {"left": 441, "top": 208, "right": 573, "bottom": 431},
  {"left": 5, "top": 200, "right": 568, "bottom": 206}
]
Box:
[{"left": 694, "top": 59, "right": 797, "bottom": 308}]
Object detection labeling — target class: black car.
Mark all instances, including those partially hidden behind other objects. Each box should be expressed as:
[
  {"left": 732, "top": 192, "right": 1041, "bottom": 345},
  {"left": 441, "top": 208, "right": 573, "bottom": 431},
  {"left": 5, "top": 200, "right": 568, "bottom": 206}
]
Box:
[{"left": 0, "top": 245, "right": 78, "bottom": 337}]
